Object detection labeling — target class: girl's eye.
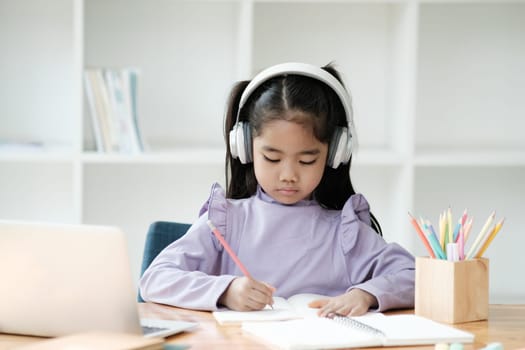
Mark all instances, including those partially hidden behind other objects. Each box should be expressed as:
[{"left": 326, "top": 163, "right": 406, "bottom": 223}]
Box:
[
  {"left": 263, "top": 155, "right": 279, "bottom": 163},
  {"left": 300, "top": 159, "right": 317, "bottom": 165}
]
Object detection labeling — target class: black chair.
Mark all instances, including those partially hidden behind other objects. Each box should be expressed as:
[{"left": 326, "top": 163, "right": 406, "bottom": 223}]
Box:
[{"left": 138, "top": 221, "right": 190, "bottom": 302}]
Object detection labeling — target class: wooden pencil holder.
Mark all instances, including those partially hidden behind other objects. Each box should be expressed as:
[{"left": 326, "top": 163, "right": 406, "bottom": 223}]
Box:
[{"left": 415, "top": 257, "right": 489, "bottom": 324}]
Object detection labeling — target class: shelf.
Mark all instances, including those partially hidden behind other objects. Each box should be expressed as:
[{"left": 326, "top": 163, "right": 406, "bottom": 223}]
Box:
[
  {"left": 1, "top": 0, "right": 524, "bottom": 303},
  {"left": 416, "top": 3, "right": 525, "bottom": 151},
  {"left": 83, "top": 161, "right": 225, "bottom": 282},
  {"left": 0, "top": 162, "right": 76, "bottom": 223},
  {"left": 0, "top": 0, "right": 78, "bottom": 149},
  {"left": 352, "top": 149, "right": 406, "bottom": 166},
  {"left": 252, "top": 1, "right": 415, "bottom": 152},
  {"left": 413, "top": 166, "right": 525, "bottom": 303},
  {"left": 0, "top": 144, "right": 75, "bottom": 163},
  {"left": 81, "top": 148, "right": 226, "bottom": 164},
  {"left": 83, "top": 0, "right": 240, "bottom": 150},
  {"left": 415, "top": 149, "right": 525, "bottom": 167}
]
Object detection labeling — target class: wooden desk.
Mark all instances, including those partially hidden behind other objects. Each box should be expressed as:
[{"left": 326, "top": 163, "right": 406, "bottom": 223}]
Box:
[
  {"left": 1, "top": 304, "right": 524, "bottom": 350},
  {"left": 142, "top": 303, "right": 525, "bottom": 350}
]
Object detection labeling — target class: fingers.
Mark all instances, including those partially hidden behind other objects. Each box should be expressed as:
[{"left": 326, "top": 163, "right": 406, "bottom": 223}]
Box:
[
  {"left": 318, "top": 302, "right": 369, "bottom": 317},
  {"left": 234, "top": 278, "right": 275, "bottom": 310},
  {"left": 320, "top": 304, "right": 352, "bottom": 317},
  {"left": 307, "top": 298, "right": 337, "bottom": 317},
  {"left": 312, "top": 289, "right": 377, "bottom": 317},
  {"left": 250, "top": 280, "right": 275, "bottom": 309},
  {"left": 318, "top": 303, "right": 342, "bottom": 318},
  {"left": 313, "top": 298, "right": 367, "bottom": 317},
  {"left": 220, "top": 277, "right": 274, "bottom": 311},
  {"left": 309, "top": 298, "right": 344, "bottom": 317},
  {"left": 263, "top": 281, "right": 276, "bottom": 293}
]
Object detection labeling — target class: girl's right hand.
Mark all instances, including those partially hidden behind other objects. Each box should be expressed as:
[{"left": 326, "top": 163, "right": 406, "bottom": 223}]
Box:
[{"left": 218, "top": 277, "right": 275, "bottom": 311}]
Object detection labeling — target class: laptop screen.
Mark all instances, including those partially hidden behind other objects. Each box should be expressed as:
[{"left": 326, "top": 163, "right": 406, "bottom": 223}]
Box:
[{"left": 0, "top": 220, "right": 143, "bottom": 337}]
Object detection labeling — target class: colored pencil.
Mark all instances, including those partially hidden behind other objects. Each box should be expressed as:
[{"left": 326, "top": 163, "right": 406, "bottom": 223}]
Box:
[
  {"left": 207, "top": 220, "right": 251, "bottom": 277},
  {"left": 409, "top": 212, "right": 435, "bottom": 258},
  {"left": 466, "top": 211, "right": 495, "bottom": 260},
  {"left": 475, "top": 218, "right": 505, "bottom": 258}
]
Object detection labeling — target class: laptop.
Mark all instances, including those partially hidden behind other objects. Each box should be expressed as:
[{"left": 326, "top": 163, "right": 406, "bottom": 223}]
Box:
[{"left": 0, "top": 220, "right": 198, "bottom": 338}]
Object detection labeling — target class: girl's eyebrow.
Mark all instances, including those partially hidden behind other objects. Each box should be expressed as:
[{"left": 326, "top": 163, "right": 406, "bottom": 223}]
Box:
[{"left": 261, "top": 145, "right": 321, "bottom": 155}]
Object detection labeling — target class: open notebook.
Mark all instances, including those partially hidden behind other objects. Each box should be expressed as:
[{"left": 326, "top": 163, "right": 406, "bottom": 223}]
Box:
[
  {"left": 242, "top": 314, "right": 474, "bottom": 349},
  {"left": 0, "top": 220, "right": 198, "bottom": 339},
  {"left": 213, "top": 293, "right": 473, "bottom": 349},
  {"left": 213, "top": 293, "right": 324, "bottom": 324}
]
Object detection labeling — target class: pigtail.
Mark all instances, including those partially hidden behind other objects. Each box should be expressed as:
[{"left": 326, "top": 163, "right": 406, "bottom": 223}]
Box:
[
  {"left": 318, "top": 64, "right": 382, "bottom": 236},
  {"left": 315, "top": 161, "right": 354, "bottom": 210},
  {"left": 224, "top": 81, "right": 258, "bottom": 199}
]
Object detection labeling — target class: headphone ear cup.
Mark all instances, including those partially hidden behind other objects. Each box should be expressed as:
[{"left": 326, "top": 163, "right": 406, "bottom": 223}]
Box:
[
  {"left": 229, "top": 123, "right": 240, "bottom": 160},
  {"left": 344, "top": 129, "right": 353, "bottom": 164},
  {"left": 236, "top": 122, "right": 247, "bottom": 164},
  {"left": 229, "top": 122, "right": 252, "bottom": 164},
  {"left": 243, "top": 122, "right": 253, "bottom": 163},
  {"left": 328, "top": 127, "right": 351, "bottom": 169}
]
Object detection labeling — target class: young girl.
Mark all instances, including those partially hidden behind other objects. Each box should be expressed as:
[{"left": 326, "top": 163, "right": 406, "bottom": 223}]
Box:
[{"left": 139, "top": 62, "right": 415, "bottom": 316}]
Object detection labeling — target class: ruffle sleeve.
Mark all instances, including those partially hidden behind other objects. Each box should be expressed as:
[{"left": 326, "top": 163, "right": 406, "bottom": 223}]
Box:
[
  {"left": 198, "top": 182, "right": 228, "bottom": 252},
  {"left": 340, "top": 193, "right": 372, "bottom": 254}
]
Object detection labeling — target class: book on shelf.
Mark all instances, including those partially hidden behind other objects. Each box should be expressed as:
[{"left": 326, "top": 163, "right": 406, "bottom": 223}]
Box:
[
  {"left": 213, "top": 293, "right": 474, "bottom": 349},
  {"left": 84, "top": 68, "right": 144, "bottom": 154},
  {"left": 127, "top": 68, "right": 144, "bottom": 152},
  {"left": 84, "top": 69, "right": 108, "bottom": 152}
]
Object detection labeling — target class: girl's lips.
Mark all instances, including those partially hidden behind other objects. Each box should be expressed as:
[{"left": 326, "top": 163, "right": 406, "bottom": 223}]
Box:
[{"left": 277, "top": 188, "right": 299, "bottom": 195}]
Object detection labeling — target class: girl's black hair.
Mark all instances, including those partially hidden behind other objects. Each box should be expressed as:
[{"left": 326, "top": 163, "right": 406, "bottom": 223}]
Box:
[{"left": 223, "top": 64, "right": 382, "bottom": 235}]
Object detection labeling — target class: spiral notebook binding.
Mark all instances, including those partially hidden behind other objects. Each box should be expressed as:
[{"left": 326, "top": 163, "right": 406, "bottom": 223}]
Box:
[{"left": 332, "top": 316, "right": 386, "bottom": 337}]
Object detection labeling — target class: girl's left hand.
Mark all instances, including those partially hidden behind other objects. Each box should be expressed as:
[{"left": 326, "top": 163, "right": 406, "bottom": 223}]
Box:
[{"left": 308, "top": 288, "right": 378, "bottom": 317}]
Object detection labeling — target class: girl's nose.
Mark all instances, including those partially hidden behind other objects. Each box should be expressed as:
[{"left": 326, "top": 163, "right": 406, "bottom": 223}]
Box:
[{"left": 279, "top": 162, "right": 298, "bottom": 183}]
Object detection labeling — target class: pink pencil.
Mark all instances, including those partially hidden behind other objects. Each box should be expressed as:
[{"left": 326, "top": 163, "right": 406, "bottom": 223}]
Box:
[
  {"left": 463, "top": 217, "right": 474, "bottom": 243},
  {"left": 207, "top": 220, "right": 252, "bottom": 278},
  {"left": 458, "top": 225, "right": 465, "bottom": 260}
]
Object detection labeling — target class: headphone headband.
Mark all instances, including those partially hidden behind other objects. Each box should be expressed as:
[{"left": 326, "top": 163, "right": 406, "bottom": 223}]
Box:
[
  {"left": 237, "top": 62, "right": 354, "bottom": 131},
  {"left": 231, "top": 62, "right": 354, "bottom": 168}
]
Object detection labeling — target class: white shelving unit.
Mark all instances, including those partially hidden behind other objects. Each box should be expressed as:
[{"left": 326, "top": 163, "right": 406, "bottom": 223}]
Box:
[{"left": 1, "top": 0, "right": 524, "bottom": 302}]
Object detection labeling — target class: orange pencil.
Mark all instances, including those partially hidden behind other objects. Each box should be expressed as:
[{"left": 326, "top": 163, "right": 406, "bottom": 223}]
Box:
[
  {"left": 463, "top": 217, "right": 474, "bottom": 243},
  {"left": 408, "top": 212, "right": 435, "bottom": 258},
  {"left": 460, "top": 208, "right": 468, "bottom": 227}
]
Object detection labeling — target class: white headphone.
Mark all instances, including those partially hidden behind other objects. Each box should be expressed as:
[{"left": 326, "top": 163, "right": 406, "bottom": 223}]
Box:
[{"left": 229, "top": 62, "right": 354, "bottom": 169}]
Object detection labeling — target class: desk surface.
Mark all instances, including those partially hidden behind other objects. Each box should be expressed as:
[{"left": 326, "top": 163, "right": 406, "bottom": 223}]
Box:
[{"left": 1, "top": 304, "right": 524, "bottom": 350}]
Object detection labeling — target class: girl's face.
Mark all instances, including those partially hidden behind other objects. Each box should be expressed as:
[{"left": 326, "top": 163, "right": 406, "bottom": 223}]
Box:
[{"left": 252, "top": 118, "right": 328, "bottom": 205}]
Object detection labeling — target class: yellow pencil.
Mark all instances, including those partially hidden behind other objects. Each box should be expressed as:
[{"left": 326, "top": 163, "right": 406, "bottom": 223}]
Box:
[
  {"left": 466, "top": 211, "right": 495, "bottom": 259},
  {"left": 475, "top": 218, "right": 505, "bottom": 258},
  {"left": 439, "top": 213, "right": 445, "bottom": 249},
  {"left": 447, "top": 207, "right": 453, "bottom": 245}
]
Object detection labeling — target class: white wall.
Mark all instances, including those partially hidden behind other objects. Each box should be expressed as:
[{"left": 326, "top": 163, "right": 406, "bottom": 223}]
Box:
[{"left": 1, "top": 0, "right": 524, "bottom": 303}]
